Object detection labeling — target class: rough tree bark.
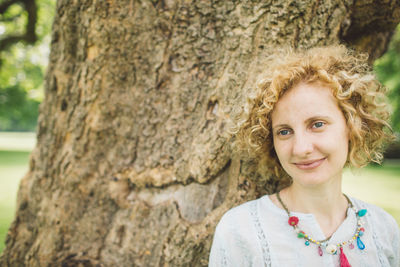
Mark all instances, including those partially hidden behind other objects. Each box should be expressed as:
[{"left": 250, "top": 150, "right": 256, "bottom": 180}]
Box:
[{"left": 1, "top": 0, "right": 399, "bottom": 266}]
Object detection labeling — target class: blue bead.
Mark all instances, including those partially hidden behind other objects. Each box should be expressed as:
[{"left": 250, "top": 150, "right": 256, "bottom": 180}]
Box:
[
  {"left": 359, "top": 231, "right": 364, "bottom": 236},
  {"left": 305, "top": 241, "right": 310, "bottom": 246},
  {"left": 357, "top": 209, "right": 367, "bottom": 217},
  {"left": 357, "top": 237, "right": 365, "bottom": 250}
]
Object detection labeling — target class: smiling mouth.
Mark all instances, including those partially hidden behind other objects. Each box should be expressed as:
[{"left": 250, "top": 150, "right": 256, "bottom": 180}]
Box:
[{"left": 294, "top": 158, "right": 326, "bottom": 170}]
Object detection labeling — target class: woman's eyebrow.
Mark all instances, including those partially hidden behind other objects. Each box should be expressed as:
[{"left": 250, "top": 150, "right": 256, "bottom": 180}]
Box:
[
  {"left": 305, "top": 116, "right": 331, "bottom": 124},
  {"left": 271, "top": 123, "right": 290, "bottom": 131}
]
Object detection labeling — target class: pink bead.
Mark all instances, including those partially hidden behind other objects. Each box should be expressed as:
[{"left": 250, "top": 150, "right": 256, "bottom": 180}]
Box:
[{"left": 318, "top": 246, "right": 323, "bottom": 256}]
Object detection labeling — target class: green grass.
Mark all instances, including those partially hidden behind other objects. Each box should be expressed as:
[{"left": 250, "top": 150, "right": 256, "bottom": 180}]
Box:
[
  {"left": 0, "top": 150, "right": 31, "bottom": 253},
  {"left": 0, "top": 130, "right": 35, "bottom": 253}
]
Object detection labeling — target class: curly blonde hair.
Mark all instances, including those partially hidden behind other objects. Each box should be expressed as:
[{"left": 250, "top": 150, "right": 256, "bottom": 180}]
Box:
[{"left": 234, "top": 45, "right": 395, "bottom": 181}]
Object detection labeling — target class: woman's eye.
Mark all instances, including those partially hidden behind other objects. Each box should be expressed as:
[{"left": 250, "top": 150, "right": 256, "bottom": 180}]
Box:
[
  {"left": 278, "top": 129, "right": 291, "bottom": 136},
  {"left": 312, "top": 121, "right": 325, "bottom": 128}
]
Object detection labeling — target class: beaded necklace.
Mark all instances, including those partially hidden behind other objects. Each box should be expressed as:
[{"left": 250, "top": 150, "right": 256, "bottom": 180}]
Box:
[{"left": 276, "top": 191, "right": 367, "bottom": 267}]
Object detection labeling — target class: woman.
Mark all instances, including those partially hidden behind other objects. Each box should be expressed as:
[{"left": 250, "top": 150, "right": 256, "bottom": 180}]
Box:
[{"left": 209, "top": 45, "right": 400, "bottom": 267}]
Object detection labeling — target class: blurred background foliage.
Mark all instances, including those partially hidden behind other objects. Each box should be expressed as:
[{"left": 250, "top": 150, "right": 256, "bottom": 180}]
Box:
[
  {"left": 374, "top": 24, "right": 400, "bottom": 158},
  {"left": 375, "top": 24, "right": 400, "bottom": 134},
  {"left": 0, "top": 0, "right": 54, "bottom": 131}
]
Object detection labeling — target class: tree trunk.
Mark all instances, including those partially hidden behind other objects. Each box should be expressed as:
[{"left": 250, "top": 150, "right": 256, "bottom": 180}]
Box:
[{"left": 1, "top": 0, "right": 399, "bottom": 266}]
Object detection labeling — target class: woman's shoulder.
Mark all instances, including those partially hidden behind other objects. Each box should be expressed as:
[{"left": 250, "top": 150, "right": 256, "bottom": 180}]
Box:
[
  {"left": 350, "top": 196, "right": 400, "bottom": 265},
  {"left": 350, "top": 196, "right": 399, "bottom": 231},
  {"left": 215, "top": 196, "right": 269, "bottom": 232},
  {"left": 210, "top": 197, "right": 271, "bottom": 266},
  {"left": 217, "top": 199, "right": 257, "bottom": 227},
  {"left": 350, "top": 197, "right": 394, "bottom": 218}
]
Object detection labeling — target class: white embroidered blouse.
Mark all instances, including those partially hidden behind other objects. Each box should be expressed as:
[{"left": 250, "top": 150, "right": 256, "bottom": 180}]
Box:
[{"left": 209, "top": 195, "right": 400, "bottom": 267}]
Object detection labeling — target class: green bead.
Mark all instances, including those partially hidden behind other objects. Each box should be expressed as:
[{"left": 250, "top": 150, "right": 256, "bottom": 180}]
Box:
[
  {"left": 357, "top": 209, "right": 367, "bottom": 217},
  {"left": 298, "top": 231, "right": 305, "bottom": 238}
]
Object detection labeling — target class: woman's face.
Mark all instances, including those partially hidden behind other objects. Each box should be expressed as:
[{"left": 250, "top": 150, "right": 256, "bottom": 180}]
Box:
[{"left": 271, "top": 82, "right": 349, "bottom": 188}]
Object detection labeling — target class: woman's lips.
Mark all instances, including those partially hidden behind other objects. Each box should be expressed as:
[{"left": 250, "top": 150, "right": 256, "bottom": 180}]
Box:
[{"left": 294, "top": 158, "right": 325, "bottom": 170}]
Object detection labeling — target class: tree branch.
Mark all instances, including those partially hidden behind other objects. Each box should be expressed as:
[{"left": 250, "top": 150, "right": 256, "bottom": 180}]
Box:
[
  {"left": 23, "top": 0, "right": 37, "bottom": 43},
  {"left": 0, "top": 0, "right": 37, "bottom": 52},
  {"left": 341, "top": 0, "right": 400, "bottom": 62}
]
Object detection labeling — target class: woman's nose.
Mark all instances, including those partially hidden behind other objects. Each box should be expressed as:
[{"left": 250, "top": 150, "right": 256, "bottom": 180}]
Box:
[{"left": 292, "top": 132, "right": 313, "bottom": 156}]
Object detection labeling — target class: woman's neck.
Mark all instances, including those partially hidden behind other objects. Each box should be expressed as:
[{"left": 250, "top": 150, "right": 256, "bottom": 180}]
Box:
[
  {"left": 278, "top": 181, "right": 349, "bottom": 238},
  {"left": 283, "top": 183, "right": 347, "bottom": 215}
]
